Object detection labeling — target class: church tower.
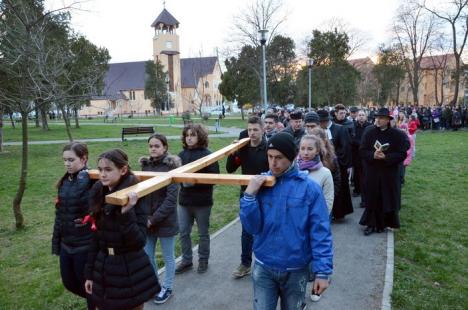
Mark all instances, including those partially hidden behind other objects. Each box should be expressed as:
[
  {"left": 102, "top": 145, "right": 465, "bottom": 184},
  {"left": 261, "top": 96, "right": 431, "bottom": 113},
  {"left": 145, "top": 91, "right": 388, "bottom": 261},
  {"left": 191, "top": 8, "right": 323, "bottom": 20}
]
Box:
[{"left": 151, "top": 8, "right": 182, "bottom": 112}]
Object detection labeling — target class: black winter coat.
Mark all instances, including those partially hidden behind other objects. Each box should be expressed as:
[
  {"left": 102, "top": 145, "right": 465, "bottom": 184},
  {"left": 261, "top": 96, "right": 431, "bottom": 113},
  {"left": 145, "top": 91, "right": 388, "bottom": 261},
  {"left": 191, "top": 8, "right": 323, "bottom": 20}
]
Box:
[
  {"left": 85, "top": 174, "right": 160, "bottom": 310},
  {"left": 178, "top": 147, "right": 220, "bottom": 207},
  {"left": 282, "top": 126, "right": 306, "bottom": 148},
  {"left": 226, "top": 133, "right": 269, "bottom": 194},
  {"left": 52, "top": 169, "right": 93, "bottom": 255},
  {"left": 359, "top": 125, "right": 409, "bottom": 229},
  {"left": 329, "top": 123, "right": 353, "bottom": 168},
  {"left": 140, "top": 154, "right": 181, "bottom": 237},
  {"left": 352, "top": 121, "right": 371, "bottom": 168}
]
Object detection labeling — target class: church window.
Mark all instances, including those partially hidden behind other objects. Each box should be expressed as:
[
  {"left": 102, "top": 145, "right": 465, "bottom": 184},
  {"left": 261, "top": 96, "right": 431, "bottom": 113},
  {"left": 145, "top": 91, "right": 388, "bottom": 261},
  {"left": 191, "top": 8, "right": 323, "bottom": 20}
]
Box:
[
  {"left": 165, "top": 41, "right": 173, "bottom": 49},
  {"left": 204, "top": 81, "right": 209, "bottom": 89}
]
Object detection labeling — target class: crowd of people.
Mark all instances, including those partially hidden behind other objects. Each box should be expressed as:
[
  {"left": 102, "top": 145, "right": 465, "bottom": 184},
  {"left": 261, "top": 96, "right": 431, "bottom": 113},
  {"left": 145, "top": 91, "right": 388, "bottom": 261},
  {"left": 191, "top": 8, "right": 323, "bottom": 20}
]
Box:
[{"left": 51, "top": 102, "right": 431, "bottom": 309}]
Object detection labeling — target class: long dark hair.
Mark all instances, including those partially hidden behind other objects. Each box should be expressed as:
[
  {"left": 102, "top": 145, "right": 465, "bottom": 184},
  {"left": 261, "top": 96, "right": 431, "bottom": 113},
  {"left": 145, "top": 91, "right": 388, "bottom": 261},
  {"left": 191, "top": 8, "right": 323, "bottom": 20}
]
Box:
[
  {"left": 97, "top": 149, "right": 132, "bottom": 176},
  {"left": 56, "top": 142, "right": 89, "bottom": 188},
  {"left": 148, "top": 133, "right": 168, "bottom": 155}
]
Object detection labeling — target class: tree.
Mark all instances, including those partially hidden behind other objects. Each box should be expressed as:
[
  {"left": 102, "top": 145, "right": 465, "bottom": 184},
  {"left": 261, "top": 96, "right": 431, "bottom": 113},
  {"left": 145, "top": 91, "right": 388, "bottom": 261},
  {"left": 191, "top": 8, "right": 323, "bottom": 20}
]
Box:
[
  {"left": 393, "top": 1, "right": 437, "bottom": 105},
  {"left": 297, "top": 29, "right": 360, "bottom": 107},
  {"left": 422, "top": 0, "right": 468, "bottom": 106},
  {"left": 144, "top": 60, "right": 168, "bottom": 115},
  {"left": 219, "top": 45, "right": 260, "bottom": 119},
  {"left": 267, "top": 35, "right": 297, "bottom": 105},
  {"left": 373, "top": 45, "right": 406, "bottom": 106}
]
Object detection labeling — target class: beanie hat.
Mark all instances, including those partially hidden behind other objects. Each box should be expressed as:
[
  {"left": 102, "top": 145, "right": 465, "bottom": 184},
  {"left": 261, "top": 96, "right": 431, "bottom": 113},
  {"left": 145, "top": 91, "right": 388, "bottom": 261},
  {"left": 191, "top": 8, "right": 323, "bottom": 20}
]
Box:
[
  {"left": 304, "top": 112, "right": 320, "bottom": 124},
  {"left": 267, "top": 132, "right": 297, "bottom": 162}
]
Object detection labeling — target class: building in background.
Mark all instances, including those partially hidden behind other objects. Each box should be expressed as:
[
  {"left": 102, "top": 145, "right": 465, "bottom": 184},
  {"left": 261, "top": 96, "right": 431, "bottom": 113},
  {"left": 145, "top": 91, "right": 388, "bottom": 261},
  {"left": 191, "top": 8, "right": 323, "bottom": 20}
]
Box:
[{"left": 79, "top": 8, "right": 222, "bottom": 117}]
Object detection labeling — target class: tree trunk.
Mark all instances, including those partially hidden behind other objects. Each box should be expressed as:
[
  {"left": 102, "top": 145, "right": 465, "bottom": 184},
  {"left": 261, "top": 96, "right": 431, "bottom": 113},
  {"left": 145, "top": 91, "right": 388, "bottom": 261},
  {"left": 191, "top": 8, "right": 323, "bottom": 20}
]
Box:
[
  {"left": 0, "top": 108, "right": 3, "bottom": 153},
  {"left": 240, "top": 106, "right": 245, "bottom": 120},
  {"left": 12, "top": 111, "right": 28, "bottom": 229},
  {"left": 9, "top": 113, "right": 15, "bottom": 128},
  {"left": 450, "top": 55, "right": 461, "bottom": 106},
  {"left": 60, "top": 106, "right": 73, "bottom": 141},
  {"left": 40, "top": 106, "right": 49, "bottom": 131},
  {"left": 34, "top": 105, "right": 40, "bottom": 127},
  {"left": 73, "top": 107, "right": 80, "bottom": 128}
]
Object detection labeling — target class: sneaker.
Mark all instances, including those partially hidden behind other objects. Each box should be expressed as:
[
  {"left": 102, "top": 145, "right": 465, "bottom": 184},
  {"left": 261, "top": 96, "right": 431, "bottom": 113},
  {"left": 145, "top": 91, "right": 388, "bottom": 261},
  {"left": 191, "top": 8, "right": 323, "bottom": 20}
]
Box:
[
  {"left": 310, "top": 292, "right": 321, "bottom": 302},
  {"left": 175, "top": 260, "right": 193, "bottom": 274},
  {"left": 197, "top": 261, "right": 208, "bottom": 274},
  {"left": 232, "top": 264, "right": 251, "bottom": 279},
  {"left": 154, "top": 287, "right": 172, "bottom": 304}
]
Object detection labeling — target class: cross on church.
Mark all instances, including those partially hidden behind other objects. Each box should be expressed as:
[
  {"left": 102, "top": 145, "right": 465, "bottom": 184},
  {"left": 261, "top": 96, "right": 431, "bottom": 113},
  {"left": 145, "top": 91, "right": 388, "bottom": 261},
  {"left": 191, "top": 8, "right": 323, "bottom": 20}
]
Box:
[{"left": 88, "top": 138, "right": 276, "bottom": 206}]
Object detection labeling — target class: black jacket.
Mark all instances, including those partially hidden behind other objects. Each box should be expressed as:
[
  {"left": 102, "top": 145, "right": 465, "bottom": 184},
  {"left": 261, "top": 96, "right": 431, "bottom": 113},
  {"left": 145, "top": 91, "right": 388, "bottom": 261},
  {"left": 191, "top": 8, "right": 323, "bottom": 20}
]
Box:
[
  {"left": 178, "top": 147, "right": 220, "bottom": 207},
  {"left": 85, "top": 174, "right": 160, "bottom": 310},
  {"left": 226, "top": 134, "right": 269, "bottom": 194},
  {"left": 282, "top": 126, "right": 305, "bottom": 148},
  {"left": 52, "top": 169, "right": 93, "bottom": 255},
  {"left": 334, "top": 117, "right": 355, "bottom": 138},
  {"left": 140, "top": 154, "right": 181, "bottom": 237},
  {"left": 329, "top": 123, "right": 353, "bottom": 168}
]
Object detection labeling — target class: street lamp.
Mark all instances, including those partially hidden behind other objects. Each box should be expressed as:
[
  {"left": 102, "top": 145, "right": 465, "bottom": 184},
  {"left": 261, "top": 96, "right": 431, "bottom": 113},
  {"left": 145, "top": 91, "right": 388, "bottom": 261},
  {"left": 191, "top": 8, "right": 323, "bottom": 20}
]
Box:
[
  {"left": 259, "top": 29, "right": 268, "bottom": 112},
  {"left": 165, "top": 74, "right": 170, "bottom": 111},
  {"left": 308, "top": 58, "right": 314, "bottom": 111}
]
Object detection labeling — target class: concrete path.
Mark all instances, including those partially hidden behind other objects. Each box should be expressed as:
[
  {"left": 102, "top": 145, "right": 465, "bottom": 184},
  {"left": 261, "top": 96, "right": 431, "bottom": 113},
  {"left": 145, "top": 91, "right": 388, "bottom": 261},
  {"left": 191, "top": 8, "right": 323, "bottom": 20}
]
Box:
[
  {"left": 145, "top": 197, "right": 387, "bottom": 310},
  {"left": 3, "top": 124, "right": 242, "bottom": 146}
]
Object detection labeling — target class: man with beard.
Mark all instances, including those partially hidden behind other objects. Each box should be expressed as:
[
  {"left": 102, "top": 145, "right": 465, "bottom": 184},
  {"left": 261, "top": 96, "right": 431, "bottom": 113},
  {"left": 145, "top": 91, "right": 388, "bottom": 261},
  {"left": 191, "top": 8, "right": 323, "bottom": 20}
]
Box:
[
  {"left": 317, "top": 109, "right": 353, "bottom": 220},
  {"left": 359, "top": 108, "right": 409, "bottom": 235}
]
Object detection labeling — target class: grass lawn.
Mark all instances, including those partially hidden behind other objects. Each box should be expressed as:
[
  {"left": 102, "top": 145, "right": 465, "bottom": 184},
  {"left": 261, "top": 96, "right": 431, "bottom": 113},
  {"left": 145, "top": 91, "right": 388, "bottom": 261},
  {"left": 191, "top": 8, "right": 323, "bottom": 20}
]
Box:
[
  {"left": 2, "top": 123, "right": 219, "bottom": 142},
  {"left": 393, "top": 130, "right": 468, "bottom": 309},
  {"left": 0, "top": 138, "right": 240, "bottom": 309}
]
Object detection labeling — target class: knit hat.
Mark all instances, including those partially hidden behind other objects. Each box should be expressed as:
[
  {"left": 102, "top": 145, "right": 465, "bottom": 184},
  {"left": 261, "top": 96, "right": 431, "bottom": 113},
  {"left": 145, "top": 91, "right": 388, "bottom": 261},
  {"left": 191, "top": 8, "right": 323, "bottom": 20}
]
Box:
[
  {"left": 304, "top": 112, "right": 320, "bottom": 124},
  {"left": 267, "top": 132, "right": 297, "bottom": 162},
  {"left": 350, "top": 106, "right": 359, "bottom": 113}
]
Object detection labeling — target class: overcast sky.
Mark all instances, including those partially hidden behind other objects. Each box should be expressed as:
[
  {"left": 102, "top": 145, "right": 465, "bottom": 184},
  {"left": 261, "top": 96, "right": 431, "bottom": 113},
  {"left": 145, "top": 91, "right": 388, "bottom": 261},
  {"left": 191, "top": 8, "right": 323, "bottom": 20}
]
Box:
[{"left": 45, "top": 0, "right": 403, "bottom": 63}]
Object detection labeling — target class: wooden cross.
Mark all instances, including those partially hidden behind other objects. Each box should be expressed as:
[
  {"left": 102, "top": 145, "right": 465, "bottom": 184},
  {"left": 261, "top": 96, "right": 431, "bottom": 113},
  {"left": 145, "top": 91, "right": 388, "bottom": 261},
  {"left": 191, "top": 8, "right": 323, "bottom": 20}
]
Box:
[{"left": 88, "top": 138, "right": 275, "bottom": 206}]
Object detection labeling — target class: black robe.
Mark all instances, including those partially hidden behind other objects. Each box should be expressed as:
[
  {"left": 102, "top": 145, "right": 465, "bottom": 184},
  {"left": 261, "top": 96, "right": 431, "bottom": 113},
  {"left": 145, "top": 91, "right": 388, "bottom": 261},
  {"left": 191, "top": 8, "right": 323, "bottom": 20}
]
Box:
[
  {"left": 329, "top": 123, "right": 353, "bottom": 218},
  {"left": 359, "top": 125, "right": 409, "bottom": 229}
]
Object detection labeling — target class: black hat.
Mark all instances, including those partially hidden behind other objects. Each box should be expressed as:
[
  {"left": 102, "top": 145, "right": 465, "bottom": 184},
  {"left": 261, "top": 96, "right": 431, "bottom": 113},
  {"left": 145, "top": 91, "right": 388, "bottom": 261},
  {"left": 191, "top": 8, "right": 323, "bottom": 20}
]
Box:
[
  {"left": 350, "top": 106, "right": 359, "bottom": 113},
  {"left": 289, "top": 110, "right": 303, "bottom": 120},
  {"left": 267, "top": 132, "right": 297, "bottom": 162},
  {"left": 304, "top": 112, "right": 320, "bottom": 124},
  {"left": 374, "top": 107, "right": 394, "bottom": 120},
  {"left": 317, "top": 109, "right": 330, "bottom": 121}
]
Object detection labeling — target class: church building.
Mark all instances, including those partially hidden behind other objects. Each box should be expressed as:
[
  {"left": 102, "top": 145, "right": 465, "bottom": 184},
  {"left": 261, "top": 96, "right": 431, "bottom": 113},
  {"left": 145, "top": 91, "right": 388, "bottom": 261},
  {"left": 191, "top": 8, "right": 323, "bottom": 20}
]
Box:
[{"left": 79, "top": 8, "right": 223, "bottom": 117}]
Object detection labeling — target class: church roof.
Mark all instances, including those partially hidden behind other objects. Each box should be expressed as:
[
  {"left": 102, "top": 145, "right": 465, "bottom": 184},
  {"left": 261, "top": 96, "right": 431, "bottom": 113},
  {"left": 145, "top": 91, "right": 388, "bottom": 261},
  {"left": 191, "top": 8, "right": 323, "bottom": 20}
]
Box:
[
  {"left": 151, "top": 9, "right": 179, "bottom": 28},
  {"left": 181, "top": 57, "right": 218, "bottom": 88},
  {"left": 95, "top": 57, "right": 218, "bottom": 100}
]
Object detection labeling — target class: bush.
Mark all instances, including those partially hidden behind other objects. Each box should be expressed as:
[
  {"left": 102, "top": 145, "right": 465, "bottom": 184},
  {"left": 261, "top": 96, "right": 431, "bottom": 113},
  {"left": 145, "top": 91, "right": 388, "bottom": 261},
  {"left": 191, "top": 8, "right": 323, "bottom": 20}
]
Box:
[
  {"left": 182, "top": 111, "right": 191, "bottom": 121},
  {"left": 202, "top": 112, "right": 211, "bottom": 121}
]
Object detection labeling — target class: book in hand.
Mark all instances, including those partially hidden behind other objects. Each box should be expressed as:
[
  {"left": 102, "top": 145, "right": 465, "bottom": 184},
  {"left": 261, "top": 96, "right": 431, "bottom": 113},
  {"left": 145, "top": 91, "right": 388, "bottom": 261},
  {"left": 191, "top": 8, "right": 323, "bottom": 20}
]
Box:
[{"left": 374, "top": 140, "right": 390, "bottom": 151}]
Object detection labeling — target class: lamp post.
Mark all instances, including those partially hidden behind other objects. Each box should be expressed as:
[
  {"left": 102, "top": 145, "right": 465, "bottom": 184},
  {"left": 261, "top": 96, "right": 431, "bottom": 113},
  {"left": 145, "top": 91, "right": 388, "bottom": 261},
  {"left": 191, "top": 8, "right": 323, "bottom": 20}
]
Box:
[
  {"left": 259, "top": 29, "right": 268, "bottom": 112},
  {"left": 308, "top": 58, "right": 314, "bottom": 111},
  {"left": 165, "top": 74, "right": 170, "bottom": 112}
]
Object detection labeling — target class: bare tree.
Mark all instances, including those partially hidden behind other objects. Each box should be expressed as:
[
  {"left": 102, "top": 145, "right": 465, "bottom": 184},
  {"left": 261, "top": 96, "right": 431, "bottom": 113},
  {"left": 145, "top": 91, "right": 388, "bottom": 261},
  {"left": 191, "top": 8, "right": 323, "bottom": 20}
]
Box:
[
  {"left": 422, "top": 0, "right": 468, "bottom": 106},
  {"left": 321, "top": 17, "right": 369, "bottom": 59},
  {"left": 393, "top": 1, "right": 437, "bottom": 105}
]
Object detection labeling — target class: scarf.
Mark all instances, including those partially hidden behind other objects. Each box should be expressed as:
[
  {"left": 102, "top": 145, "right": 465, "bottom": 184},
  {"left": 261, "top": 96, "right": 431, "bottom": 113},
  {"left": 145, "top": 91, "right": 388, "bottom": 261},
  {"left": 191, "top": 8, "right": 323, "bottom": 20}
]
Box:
[{"left": 297, "top": 154, "right": 323, "bottom": 171}]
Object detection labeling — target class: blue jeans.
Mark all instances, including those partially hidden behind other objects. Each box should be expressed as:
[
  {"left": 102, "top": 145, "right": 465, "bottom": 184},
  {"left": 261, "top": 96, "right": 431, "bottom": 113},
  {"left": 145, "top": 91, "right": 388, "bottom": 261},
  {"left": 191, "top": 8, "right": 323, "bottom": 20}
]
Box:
[
  {"left": 241, "top": 225, "right": 254, "bottom": 267},
  {"left": 144, "top": 234, "right": 176, "bottom": 290},
  {"left": 252, "top": 262, "right": 308, "bottom": 310},
  {"left": 178, "top": 205, "right": 211, "bottom": 263},
  {"left": 59, "top": 249, "right": 93, "bottom": 310}
]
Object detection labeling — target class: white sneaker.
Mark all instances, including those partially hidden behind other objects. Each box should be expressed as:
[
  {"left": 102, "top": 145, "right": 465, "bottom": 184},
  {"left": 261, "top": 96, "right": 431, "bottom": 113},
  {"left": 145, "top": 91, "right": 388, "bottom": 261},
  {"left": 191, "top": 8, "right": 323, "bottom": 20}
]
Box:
[{"left": 310, "top": 292, "right": 321, "bottom": 302}]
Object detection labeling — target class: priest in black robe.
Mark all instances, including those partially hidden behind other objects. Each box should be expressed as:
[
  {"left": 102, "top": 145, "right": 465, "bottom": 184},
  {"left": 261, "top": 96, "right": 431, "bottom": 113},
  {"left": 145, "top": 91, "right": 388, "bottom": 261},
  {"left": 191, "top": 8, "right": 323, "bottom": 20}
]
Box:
[{"left": 359, "top": 108, "right": 409, "bottom": 235}]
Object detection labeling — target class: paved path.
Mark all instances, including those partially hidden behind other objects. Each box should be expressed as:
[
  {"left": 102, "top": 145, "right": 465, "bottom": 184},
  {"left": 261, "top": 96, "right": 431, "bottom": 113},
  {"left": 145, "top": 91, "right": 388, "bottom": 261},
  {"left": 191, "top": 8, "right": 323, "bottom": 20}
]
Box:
[
  {"left": 145, "top": 197, "right": 387, "bottom": 310},
  {"left": 3, "top": 124, "right": 242, "bottom": 146}
]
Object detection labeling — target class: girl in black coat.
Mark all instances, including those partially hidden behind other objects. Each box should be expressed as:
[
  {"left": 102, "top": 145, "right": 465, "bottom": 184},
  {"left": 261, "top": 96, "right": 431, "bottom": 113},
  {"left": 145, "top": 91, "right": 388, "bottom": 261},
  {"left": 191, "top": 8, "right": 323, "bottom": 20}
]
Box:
[
  {"left": 140, "top": 134, "right": 181, "bottom": 304},
  {"left": 84, "top": 149, "right": 160, "bottom": 310},
  {"left": 52, "top": 142, "right": 94, "bottom": 309}
]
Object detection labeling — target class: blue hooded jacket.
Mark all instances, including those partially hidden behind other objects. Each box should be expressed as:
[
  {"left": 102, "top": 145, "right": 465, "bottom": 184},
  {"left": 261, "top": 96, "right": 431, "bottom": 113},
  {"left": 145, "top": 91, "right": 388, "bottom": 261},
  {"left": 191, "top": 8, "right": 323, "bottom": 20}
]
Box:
[{"left": 240, "top": 165, "right": 333, "bottom": 275}]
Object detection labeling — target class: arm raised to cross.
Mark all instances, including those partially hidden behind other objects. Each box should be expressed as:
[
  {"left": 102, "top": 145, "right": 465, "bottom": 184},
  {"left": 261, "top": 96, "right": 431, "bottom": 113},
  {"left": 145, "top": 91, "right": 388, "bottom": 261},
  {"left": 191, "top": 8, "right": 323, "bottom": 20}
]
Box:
[{"left": 88, "top": 138, "right": 275, "bottom": 206}]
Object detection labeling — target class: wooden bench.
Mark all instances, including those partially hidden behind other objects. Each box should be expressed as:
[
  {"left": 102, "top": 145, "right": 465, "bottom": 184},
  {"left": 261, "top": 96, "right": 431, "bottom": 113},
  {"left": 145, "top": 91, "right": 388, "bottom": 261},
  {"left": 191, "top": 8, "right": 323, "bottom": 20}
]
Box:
[{"left": 121, "top": 126, "right": 154, "bottom": 141}]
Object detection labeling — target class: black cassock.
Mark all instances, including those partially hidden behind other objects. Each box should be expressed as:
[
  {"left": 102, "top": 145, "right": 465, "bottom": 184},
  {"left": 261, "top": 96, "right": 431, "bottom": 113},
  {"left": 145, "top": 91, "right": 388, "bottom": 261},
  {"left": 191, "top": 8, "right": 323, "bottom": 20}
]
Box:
[
  {"left": 329, "top": 123, "right": 354, "bottom": 219},
  {"left": 359, "top": 125, "right": 409, "bottom": 229}
]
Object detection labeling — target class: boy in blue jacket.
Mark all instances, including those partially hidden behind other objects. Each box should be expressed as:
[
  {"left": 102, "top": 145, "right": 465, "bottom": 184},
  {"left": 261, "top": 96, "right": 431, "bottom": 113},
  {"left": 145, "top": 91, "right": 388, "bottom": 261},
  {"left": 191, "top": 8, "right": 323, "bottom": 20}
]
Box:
[{"left": 240, "top": 132, "right": 333, "bottom": 310}]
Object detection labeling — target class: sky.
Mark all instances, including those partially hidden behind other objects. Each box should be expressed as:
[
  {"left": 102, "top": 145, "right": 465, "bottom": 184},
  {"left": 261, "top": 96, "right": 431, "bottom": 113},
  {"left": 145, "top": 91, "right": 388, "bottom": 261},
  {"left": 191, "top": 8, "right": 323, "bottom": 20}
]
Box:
[{"left": 45, "top": 0, "right": 403, "bottom": 64}]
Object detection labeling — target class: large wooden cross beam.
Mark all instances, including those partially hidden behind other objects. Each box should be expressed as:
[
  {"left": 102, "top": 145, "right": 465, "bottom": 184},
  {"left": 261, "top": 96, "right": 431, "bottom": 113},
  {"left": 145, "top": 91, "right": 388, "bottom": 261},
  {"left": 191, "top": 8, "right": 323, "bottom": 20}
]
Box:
[{"left": 88, "top": 138, "right": 275, "bottom": 206}]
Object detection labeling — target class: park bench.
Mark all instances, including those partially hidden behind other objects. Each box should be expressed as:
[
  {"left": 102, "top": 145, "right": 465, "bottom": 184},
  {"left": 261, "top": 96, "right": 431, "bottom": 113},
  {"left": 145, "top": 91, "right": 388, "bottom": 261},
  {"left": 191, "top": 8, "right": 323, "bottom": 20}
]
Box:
[{"left": 121, "top": 126, "right": 154, "bottom": 141}]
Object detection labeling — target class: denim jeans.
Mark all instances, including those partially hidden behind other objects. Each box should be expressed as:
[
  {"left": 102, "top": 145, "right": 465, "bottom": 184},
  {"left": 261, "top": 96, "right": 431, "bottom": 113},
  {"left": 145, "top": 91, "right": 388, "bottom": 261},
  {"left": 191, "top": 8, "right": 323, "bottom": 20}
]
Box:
[
  {"left": 59, "top": 249, "right": 94, "bottom": 310},
  {"left": 241, "top": 225, "right": 254, "bottom": 267},
  {"left": 144, "top": 234, "right": 176, "bottom": 290},
  {"left": 178, "top": 205, "right": 211, "bottom": 263},
  {"left": 252, "top": 262, "right": 308, "bottom": 310}
]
